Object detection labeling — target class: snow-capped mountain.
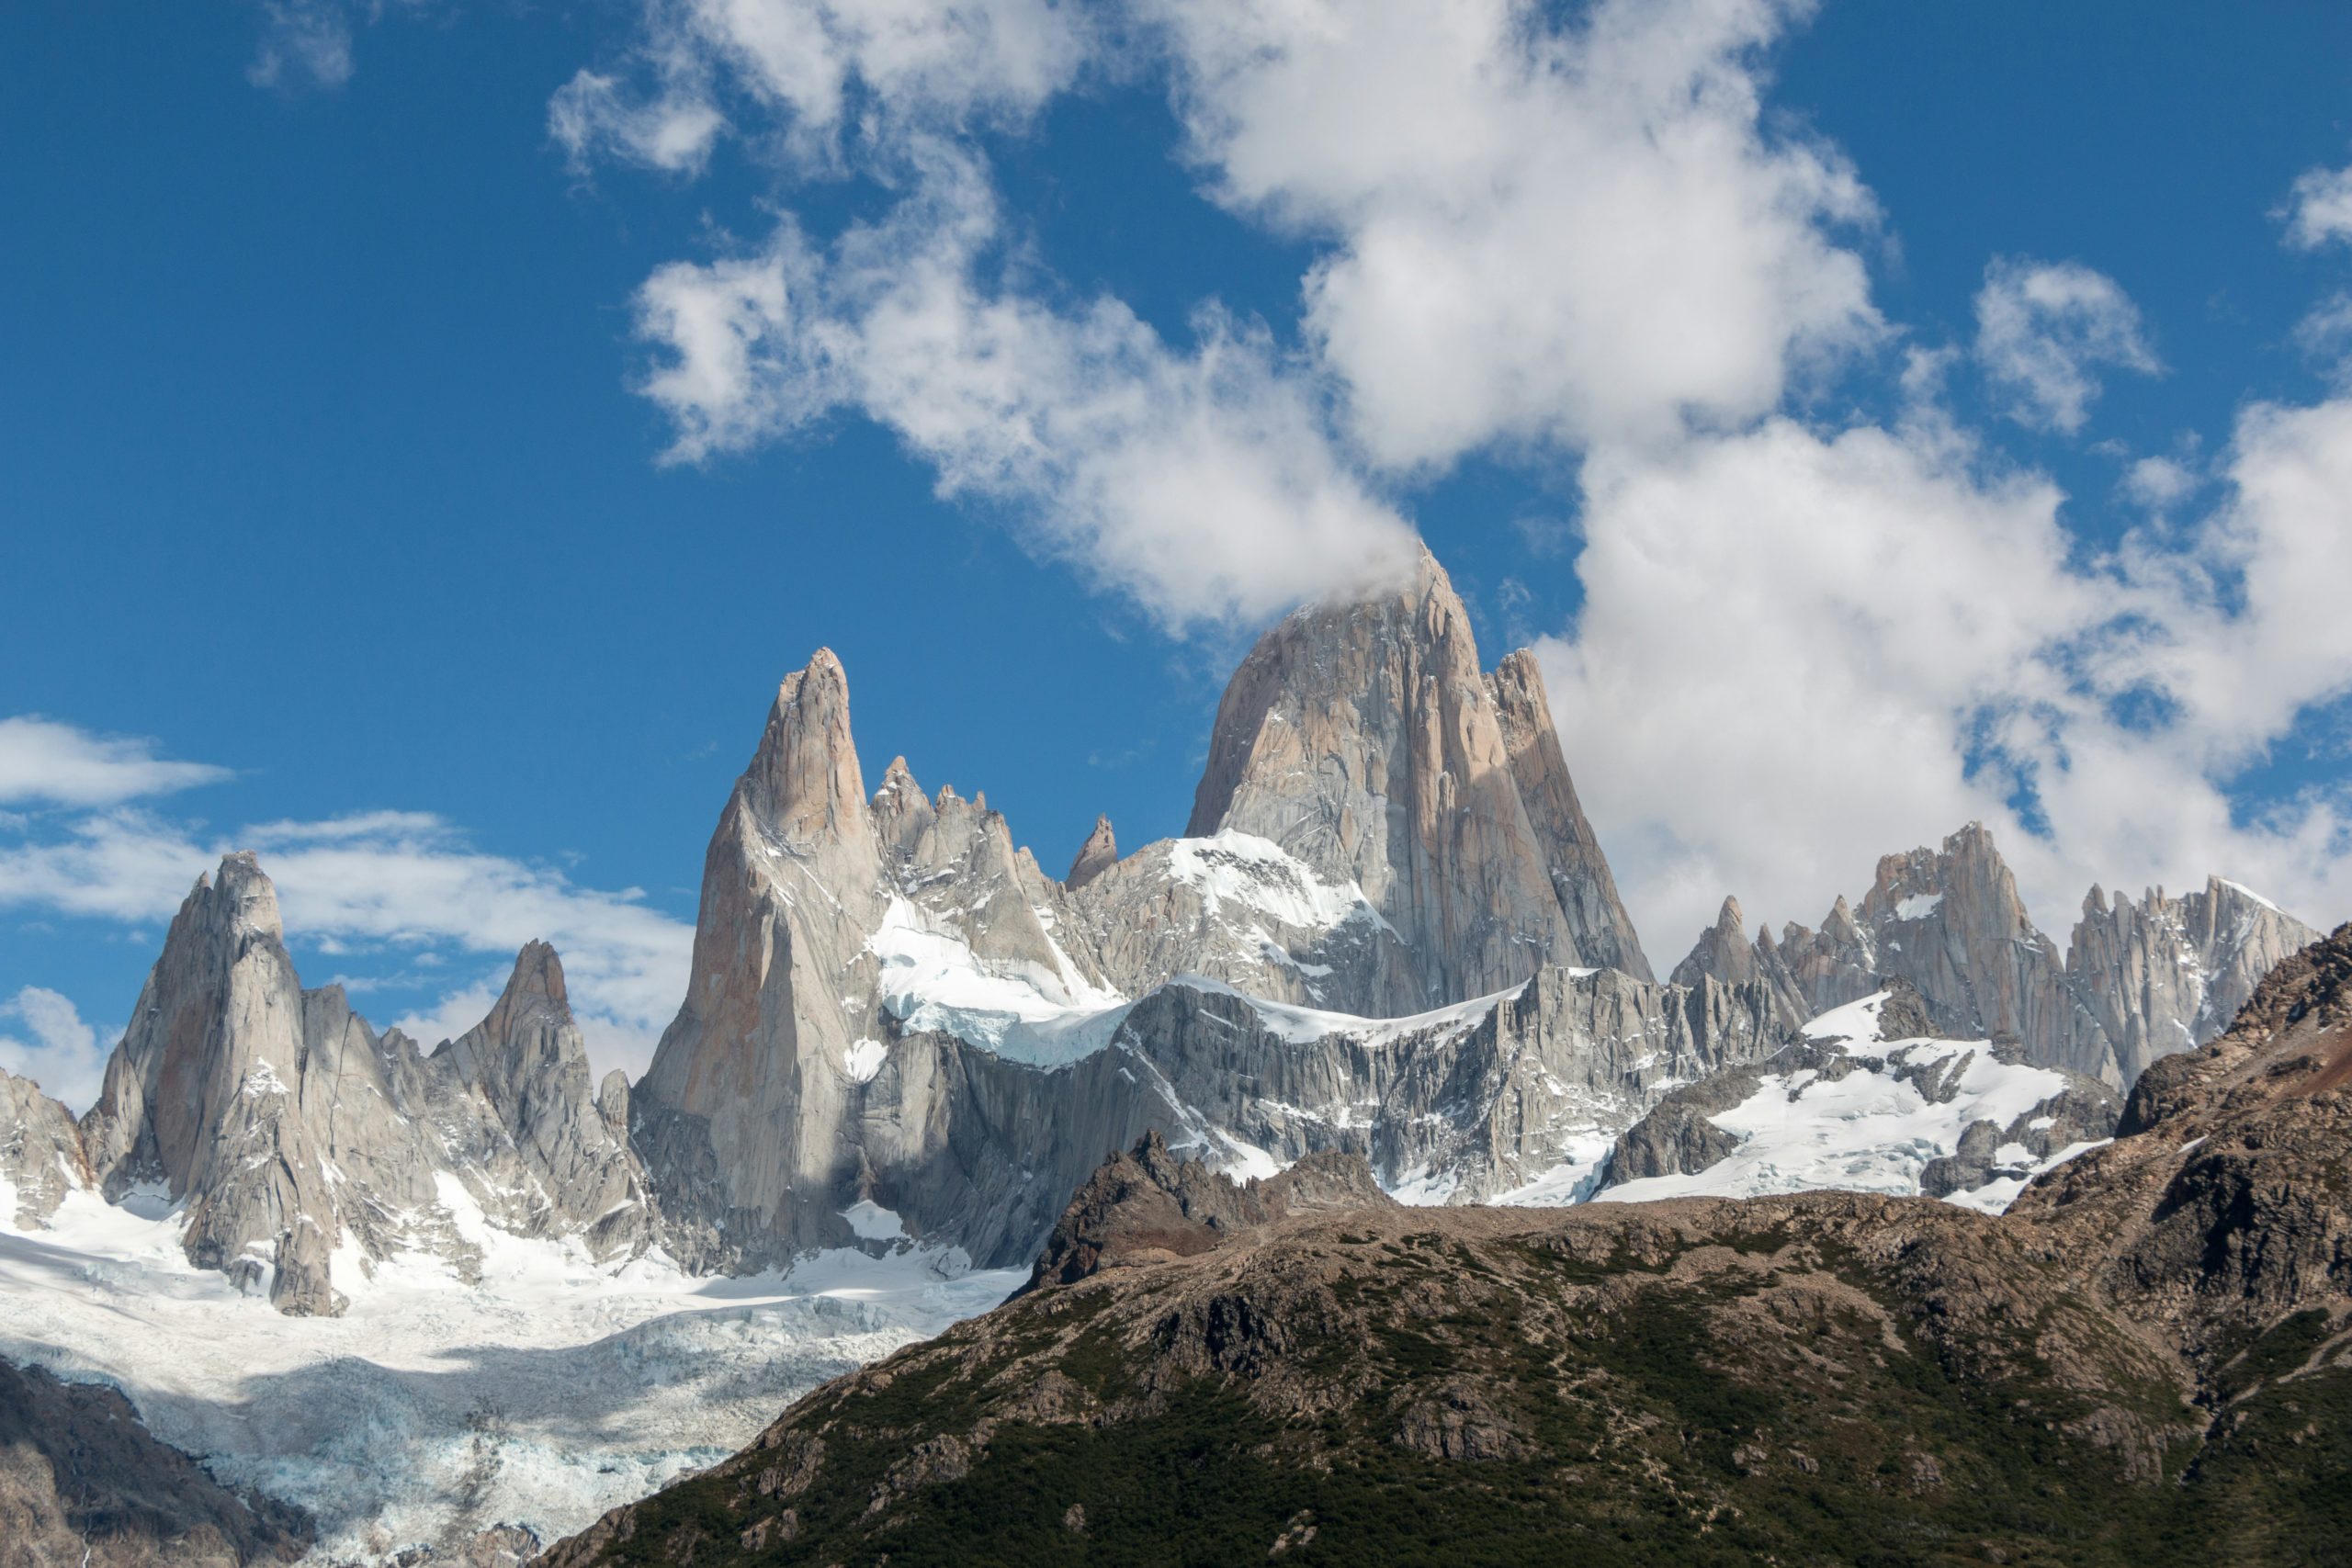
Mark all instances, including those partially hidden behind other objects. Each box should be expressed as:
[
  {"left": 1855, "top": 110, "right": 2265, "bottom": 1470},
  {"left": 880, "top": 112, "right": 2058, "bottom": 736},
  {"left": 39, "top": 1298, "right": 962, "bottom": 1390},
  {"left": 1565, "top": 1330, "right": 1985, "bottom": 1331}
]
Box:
[
  {"left": 632, "top": 547, "right": 1758, "bottom": 1271},
  {"left": 1670, "top": 823, "right": 2316, "bottom": 1087},
  {"left": 1598, "top": 981, "right": 2120, "bottom": 1213},
  {"left": 0, "top": 540, "right": 2333, "bottom": 1563},
  {"left": 17, "top": 854, "right": 651, "bottom": 1314}
]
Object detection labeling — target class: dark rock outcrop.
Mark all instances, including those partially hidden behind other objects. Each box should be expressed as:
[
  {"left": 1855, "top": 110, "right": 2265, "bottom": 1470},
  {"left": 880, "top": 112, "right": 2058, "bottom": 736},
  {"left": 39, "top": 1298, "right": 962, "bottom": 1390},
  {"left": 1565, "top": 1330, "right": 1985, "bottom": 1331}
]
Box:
[{"left": 0, "top": 1357, "right": 311, "bottom": 1566}]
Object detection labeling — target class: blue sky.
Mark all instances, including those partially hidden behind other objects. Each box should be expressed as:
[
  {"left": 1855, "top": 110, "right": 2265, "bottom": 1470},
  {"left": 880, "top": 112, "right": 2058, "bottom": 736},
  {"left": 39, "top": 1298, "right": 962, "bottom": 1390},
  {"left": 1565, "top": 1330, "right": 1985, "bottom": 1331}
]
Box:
[{"left": 6, "top": 0, "right": 2352, "bottom": 1105}]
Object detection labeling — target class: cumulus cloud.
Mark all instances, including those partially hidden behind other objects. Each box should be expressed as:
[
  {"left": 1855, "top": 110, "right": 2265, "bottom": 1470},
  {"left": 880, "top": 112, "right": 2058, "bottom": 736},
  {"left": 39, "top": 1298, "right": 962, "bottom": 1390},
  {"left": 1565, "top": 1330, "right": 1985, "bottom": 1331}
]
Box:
[
  {"left": 1973, "top": 257, "right": 2160, "bottom": 434},
  {"left": 1147, "top": 0, "right": 1882, "bottom": 467},
  {"left": 0, "top": 776, "right": 693, "bottom": 1081},
  {"left": 0, "top": 716, "right": 230, "bottom": 808},
  {"left": 570, "top": 0, "right": 2352, "bottom": 971},
  {"left": 1535, "top": 387, "right": 2352, "bottom": 960},
  {"left": 2282, "top": 161, "right": 2352, "bottom": 250},
  {"left": 0, "top": 987, "right": 107, "bottom": 1116},
  {"left": 632, "top": 147, "right": 1422, "bottom": 625},
  {"left": 596, "top": 0, "right": 1880, "bottom": 619}
]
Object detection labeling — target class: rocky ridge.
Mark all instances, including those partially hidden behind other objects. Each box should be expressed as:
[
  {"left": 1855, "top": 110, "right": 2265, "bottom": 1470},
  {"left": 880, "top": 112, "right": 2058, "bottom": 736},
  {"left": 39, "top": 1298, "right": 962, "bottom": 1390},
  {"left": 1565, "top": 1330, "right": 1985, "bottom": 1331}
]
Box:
[
  {"left": 12, "top": 855, "right": 651, "bottom": 1314},
  {"left": 0, "top": 1357, "right": 312, "bottom": 1567},
  {"left": 1671, "top": 823, "right": 2317, "bottom": 1086},
  {"left": 629, "top": 549, "right": 1727, "bottom": 1272},
  {"left": 1600, "top": 977, "right": 2123, "bottom": 1208},
  {"left": 547, "top": 922, "right": 2352, "bottom": 1568}
]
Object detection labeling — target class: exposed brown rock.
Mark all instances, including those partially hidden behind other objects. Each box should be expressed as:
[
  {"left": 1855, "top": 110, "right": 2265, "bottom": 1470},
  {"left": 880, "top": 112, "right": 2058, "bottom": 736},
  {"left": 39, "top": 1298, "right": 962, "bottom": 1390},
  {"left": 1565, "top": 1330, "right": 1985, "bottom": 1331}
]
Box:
[
  {"left": 0, "top": 1357, "right": 311, "bottom": 1566},
  {"left": 1064, "top": 815, "right": 1118, "bottom": 889}
]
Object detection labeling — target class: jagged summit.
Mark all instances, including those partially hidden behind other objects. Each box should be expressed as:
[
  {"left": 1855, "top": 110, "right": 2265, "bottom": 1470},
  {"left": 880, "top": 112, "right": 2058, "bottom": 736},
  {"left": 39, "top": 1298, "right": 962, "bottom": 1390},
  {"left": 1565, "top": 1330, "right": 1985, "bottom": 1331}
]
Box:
[
  {"left": 56, "top": 854, "right": 652, "bottom": 1313},
  {"left": 1674, "top": 821, "right": 2320, "bottom": 1084},
  {"left": 628, "top": 548, "right": 1685, "bottom": 1269},
  {"left": 1065, "top": 814, "right": 1117, "bottom": 889},
  {"left": 1185, "top": 543, "right": 1651, "bottom": 992}
]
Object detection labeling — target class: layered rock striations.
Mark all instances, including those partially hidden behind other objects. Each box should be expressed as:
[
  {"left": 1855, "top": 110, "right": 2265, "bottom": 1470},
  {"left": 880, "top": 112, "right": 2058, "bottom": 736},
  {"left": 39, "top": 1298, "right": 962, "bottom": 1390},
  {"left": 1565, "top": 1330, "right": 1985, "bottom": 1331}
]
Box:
[
  {"left": 1672, "top": 823, "right": 2318, "bottom": 1085},
  {"left": 58, "top": 855, "right": 651, "bottom": 1313}
]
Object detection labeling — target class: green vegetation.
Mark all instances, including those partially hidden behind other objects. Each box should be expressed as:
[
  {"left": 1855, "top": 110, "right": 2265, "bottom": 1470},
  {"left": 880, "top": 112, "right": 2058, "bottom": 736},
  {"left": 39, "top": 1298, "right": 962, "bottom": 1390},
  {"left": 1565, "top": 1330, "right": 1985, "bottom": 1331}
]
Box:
[{"left": 589, "top": 1243, "right": 2348, "bottom": 1568}]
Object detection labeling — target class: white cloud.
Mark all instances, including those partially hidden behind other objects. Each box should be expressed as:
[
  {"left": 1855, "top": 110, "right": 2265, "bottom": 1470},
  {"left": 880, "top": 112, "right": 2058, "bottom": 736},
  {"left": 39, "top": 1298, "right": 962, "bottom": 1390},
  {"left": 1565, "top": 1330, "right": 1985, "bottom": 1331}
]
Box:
[
  {"left": 550, "top": 0, "right": 1092, "bottom": 174},
  {"left": 0, "top": 807, "right": 693, "bottom": 1082},
  {"left": 0, "top": 717, "right": 229, "bottom": 809},
  {"left": 248, "top": 0, "right": 357, "bottom": 88},
  {"left": 1973, "top": 257, "right": 2160, "bottom": 434},
  {"left": 1147, "top": 0, "right": 1882, "bottom": 467},
  {"left": 1535, "top": 387, "right": 2352, "bottom": 964},
  {"left": 571, "top": 0, "right": 2352, "bottom": 974},
  {"left": 592, "top": 0, "right": 1874, "bottom": 618},
  {"left": 2119, "top": 455, "right": 2199, "bottom": 512},
  {"left": 632, "top": 146, "right": 1422, "bottom": 625},
  {"left": 0, "top": 987, "right": 107, "bottom": 1117},
  {"left": 2282, "top": 161, "right": 2352, "bottom": 250}
]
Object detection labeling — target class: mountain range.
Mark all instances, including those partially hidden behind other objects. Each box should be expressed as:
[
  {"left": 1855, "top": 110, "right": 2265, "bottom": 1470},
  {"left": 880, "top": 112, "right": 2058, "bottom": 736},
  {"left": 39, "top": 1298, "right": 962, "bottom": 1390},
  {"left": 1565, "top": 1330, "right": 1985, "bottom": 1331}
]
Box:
[
  {"left": 0, "top": 545, "right": 2337, "bottom": 1565},
  {"left": 546, "top": 917, "right": 2352, "bottom": 1565},
  {"left": 0, "top": 547, "right": 2321, "bottom": 1317}
]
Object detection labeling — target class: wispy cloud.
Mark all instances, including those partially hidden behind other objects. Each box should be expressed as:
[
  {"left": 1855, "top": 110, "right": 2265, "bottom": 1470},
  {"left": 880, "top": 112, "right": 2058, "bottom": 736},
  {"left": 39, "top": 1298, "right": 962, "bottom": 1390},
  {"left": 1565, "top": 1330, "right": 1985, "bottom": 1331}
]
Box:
[
  {"left": 1974, "top": 257, "right": 2161, "bottom": 434},
  {"left": 0, "top": 727, "right": 694, "bottom": 1080},
  {"left": 0, "top": 716, "right": 230, "bottom": 808}
]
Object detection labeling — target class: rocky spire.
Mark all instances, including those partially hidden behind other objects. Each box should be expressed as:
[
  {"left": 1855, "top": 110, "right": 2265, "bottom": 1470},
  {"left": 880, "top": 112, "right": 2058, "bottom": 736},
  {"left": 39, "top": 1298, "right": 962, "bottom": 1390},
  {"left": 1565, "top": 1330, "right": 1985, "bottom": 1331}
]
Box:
[
  {"left": 1183, "top": 544, "right": 1650, "bottom": 1004},
  {"left": 1670, "top": 897, "right": 1756, "bottom": 989},
  {"left": 1673, "top": 823, "right": 2322, "bottom": 1085},
  {"left": 72, "top": 856, "right": 655, "bottom": 1313},
  {"left": 634, "top": 649, "right": 899, "bottom": 1267},
  {"left": 1485, "top": 649, "right": 1653, "bottom": 980},
  {"left": 432, "top": 941, "right": 650, "bottom": 1255},
  {"left": 77, "top": 853, "right": 349, "bottom": 1313},
  {"left": 1065, "top": 815, "right": 1118, "bottom": 889}
]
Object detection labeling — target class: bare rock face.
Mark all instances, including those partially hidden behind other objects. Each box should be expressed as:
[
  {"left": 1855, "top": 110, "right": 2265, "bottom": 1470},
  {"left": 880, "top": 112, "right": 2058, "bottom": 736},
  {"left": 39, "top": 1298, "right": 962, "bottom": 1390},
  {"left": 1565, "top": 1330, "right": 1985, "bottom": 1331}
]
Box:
[
  {"left": 2064, "top": 875, "right": 2319, "bottom": 1086},
  {"left": 1064, "top": 816, "right": 1118, "bottom": 889},
  {"left": 426, "top": 941, "right": 653, "bottom": 1256},
  {"left": 2013, "top": 919, "right": 2352, "bottom": 1362},
  {"left": 1485, "top": 648, "right": 1651, "bottom": 980},
  {"left": 1673, "top": 823, "right": 2319, "bottom": 1085},
  {"left": 0, "top": 1066, "right": 91, "bottom": 1228},
  {"left": 74, "top": 856, "right": 652, "bottom": 1313},
  {"left": 1021, "top": 1128, "right": 1393, "bottom": 1292},
  {"left": 1185, "top": 546, "right": 1652, "bottom": 1003},
  {"left": 78, "top": 854, "right": 357, "bottom": 1314},
  {"left": 0, "top": 1357, "right": 312, "bottom": 1566},
  {"left": 633, "top": 568, "right": 1672, "bottom": 1270}
]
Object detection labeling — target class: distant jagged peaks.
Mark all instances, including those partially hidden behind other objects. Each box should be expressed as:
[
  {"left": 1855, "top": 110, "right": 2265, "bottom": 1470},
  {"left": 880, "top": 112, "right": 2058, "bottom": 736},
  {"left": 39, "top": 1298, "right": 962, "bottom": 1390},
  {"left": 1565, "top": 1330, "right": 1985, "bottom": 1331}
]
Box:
[
  {"left": 1065, "top": 815, "right": 1117, "bottom": 889},
  {"left": 56, "top": 854, "right": 651, "bottom": 1314},
  {"left": 1672, "top": 822, "right": 2321, "bottom": 1086}
]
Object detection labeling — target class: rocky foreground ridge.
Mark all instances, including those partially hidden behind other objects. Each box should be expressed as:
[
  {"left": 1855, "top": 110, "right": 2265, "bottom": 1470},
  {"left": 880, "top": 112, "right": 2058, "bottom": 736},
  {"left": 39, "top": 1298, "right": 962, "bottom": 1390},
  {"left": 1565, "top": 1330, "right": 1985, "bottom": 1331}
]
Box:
[{"left": 548, "top": 922, "right": 2352, "bottom": 1567}]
